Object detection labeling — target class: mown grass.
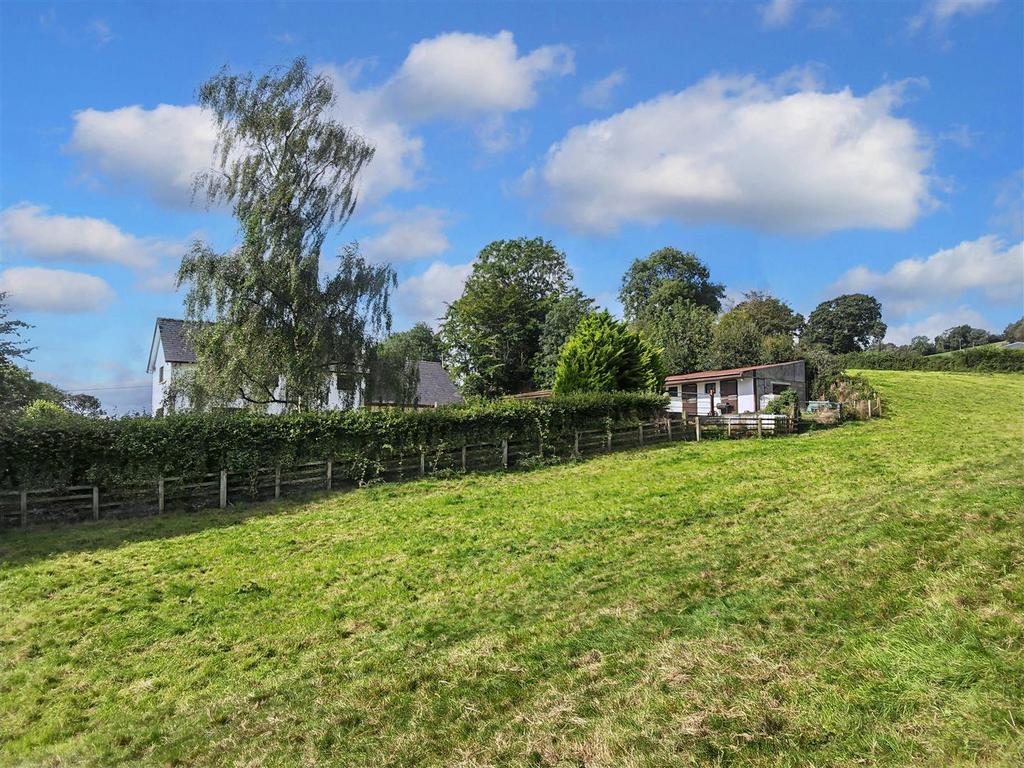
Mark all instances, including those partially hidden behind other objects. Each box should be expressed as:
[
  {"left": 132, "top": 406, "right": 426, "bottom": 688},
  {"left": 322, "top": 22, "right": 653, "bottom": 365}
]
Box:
[{"left": 1, "top": 371, "right": 1022, "bottom": 767}]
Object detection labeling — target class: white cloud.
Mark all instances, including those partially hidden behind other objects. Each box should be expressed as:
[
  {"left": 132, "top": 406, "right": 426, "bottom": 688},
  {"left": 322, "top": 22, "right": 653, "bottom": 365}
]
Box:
[
  {"left": 87, "top": 19, "right": 114, "bottom": 46},
  {"left": 395, "top": 261, "right": 472, "bottom": 326},
  {"left": 0, "top": 203, "right": 177, "bottom": 270},
  {"left": 834, "top": 235, "right": 1024, "bottom": 315},
  {"left": 535, "top": 74, "right": 933, "bottom": 235},
  {"left": 0, "top": 267, "right": 115, "bottom": 313},
  {"left": 380, "top": 31, "right": 573, "bottom": 121},
  {"left": 67, "top": 31, "right": 572, "bottom": 208},
  {"left": 579, "top": 70, "right": 627, "bottom": 109},
  {"left": 909, "top": 0, "right": 998, "bottom": 32},
  {"left": 67, "top": 104, "right": 218, "bottom": 207},
  {"left": 761, "top": 0, "right": 801, "bottom": 28},
  {"left": 885, "top": 306, "right": 991, "bottom": 345},
  {"left": 362, "top": 207, "right": 450, "bottom": 263}
]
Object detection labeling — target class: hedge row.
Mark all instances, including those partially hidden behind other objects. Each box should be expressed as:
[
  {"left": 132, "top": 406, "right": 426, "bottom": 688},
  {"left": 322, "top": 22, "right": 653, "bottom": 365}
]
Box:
[
  {"left": 0, "top": 391, "right": 667, "bottom": 490},
  {"left": 842, "top": 346, "right": 1024, "bottom": 373}
]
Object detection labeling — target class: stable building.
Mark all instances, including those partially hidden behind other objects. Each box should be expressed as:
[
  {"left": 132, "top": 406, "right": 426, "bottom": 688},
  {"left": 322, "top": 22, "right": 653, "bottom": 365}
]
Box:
[{"left": 664, "top": 360, "right": 806, "bottom": 416}]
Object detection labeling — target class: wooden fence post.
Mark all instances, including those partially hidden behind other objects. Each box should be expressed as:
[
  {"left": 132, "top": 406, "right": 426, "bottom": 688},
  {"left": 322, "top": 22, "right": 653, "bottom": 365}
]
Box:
[
  {"left": 574, "top": 430, "right": 580, "bottom": 455},
  {"left": 461, "top": 444, "right": 467, "bottom": 472},
  {"left": 501, "top": 438, "right": 509, "bottom": 468},
  {"left": 695, "top": 415, "right": 701, "bottom": 442},
  {"left": 666, "top": 416, "right": 672, "bottom": 441},
  {"left": 219, "top": 470, "right": 227, "bottom": 509},
  {"left": 419, "top": 448, "right": 426, "bottom": 476},
  {"left": 92, "top": 486, "right": 100, "bottom": 520},
  {"left": 606, "top": 429, "right": 612, "bottom": 452},
  {"left": 867, "top": 399, "right": 873, "bottom": 418},
  {"left": 638, "top": 423, "right": 644, "bottom": 445},
  {"left": 158, "top": 477, "right": 165, "bottom": 514},
  {"left": 326, "top": 459, "right": 333, "bottom": 490},
  {"left": 726, "top": 419, "right": 732, "bottom": 438},
  {"left": 757, "top": 416, "right": 763, "bottom": 439},
  {"left": 20, "top": 490, "right": 27, "bottom": 527},
  {"left": 274, "top": 466, "right": 281, "bottom": 499}
]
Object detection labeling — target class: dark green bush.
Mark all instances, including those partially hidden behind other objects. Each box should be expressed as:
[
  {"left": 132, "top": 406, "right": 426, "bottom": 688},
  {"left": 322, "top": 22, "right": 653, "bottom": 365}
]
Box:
[
  {"left": 0, "top": 391, "right": 667, "bottom": 490},
  {"left": 842, "top": 347, "right": 1024, "bottom": 373}
]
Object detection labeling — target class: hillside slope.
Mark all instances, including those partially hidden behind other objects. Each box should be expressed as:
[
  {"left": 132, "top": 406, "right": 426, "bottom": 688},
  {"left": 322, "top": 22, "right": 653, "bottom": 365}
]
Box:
[{"left": 2, "top": 371, "right": 1023, "bottom": 767}]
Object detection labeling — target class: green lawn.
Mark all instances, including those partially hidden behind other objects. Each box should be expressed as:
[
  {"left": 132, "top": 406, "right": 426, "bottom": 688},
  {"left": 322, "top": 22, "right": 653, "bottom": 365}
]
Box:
[{"left": 2, "top": 371, "right": 1023, "bottom": 767}]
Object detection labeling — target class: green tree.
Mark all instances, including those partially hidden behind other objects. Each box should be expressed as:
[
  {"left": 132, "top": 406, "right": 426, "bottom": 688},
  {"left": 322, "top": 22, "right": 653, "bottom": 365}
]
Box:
[
  {"left": 0, "top": 292, "right": 34, "bottom": 366},
  {"left": 177, "top": 58, "right": 393, "bottom": 411},
  {"left": 710, "top": 309, "right": 765, "bottom": 369},
  {"left": 383, "top": 322, "right": 442, "bottom": 362},
  {"left": 440, "top": 237, "right": 573, "bottom": 396},
  {"left": 532, "top": 290, "right": 595, "bottom": 389},
  {"left": 1004, "top": 317, "right": 1024, "bottom": 342},
  {"left": 619, "top": 248, "right": 725, "bottom": 322},
  {"left": 552, "top": 310, "right": 665, "bottom": 394},
  {"left": 802, "top": 294, "right": 886, "bottom": 354},
  {"left": 908, "top": 335, "right": 935, "bottom": 355},
  {"left": 367, "top": 323, "right": 442, "bottom": 406},
  {"left": 934, "top": 325, "right": 997, "bottom": 351},
  {"left": 731, "top": 291, "right": 804, "bottom": 338},
  {"left": 709, "top": 294, "right": 799, "bottom": 370},
  {"left": 640, "top": 301, "right": 715, "bottom": 375}
]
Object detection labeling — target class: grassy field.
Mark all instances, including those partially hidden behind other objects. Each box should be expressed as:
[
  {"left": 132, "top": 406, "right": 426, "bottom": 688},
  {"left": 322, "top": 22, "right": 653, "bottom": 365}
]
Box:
[{"left": 2, "top": 370, "right": 1023, "bottom": 767}]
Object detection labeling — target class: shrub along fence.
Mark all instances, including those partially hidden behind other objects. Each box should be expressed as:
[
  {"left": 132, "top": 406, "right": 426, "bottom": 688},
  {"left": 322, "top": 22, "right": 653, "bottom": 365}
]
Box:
[
  {"left": 841, "top": 346, "right": 1024, "bottom": 373},
  {"left": 0, "top": 393, "right": 796, "bottom": 528}
]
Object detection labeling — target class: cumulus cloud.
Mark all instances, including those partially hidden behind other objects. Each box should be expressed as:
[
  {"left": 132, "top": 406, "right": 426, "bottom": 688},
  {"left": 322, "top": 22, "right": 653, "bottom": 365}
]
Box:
[
  {"left": 67, "top": 104, "right": 217, "bottom": 208},
  {"left": 834, "top": 235, "right": 1024, "bottom": 315},
  {"left": 67, "top": 31, "right": 572, "bottom": 208},
  {"left": 380, "top": 31, "right": 573, "bottom": 121},
  {"left": 0, "top": 267, "right": 115, "bottom": 313},
  {"left": 362, "top": 207, "right": 450, "bottom": 263},
  {"left": 535, "top": 73, "right": 933, "bottom": 235},
  {"left": 0, "top": 203, "right": 177, "bottom": 270},
  {"left": 909, "top": 0, "right": 998, "bottom": 33},
  {"left": 579, "top": 70, "right": 627, "bottom": 109},
  {"left": 885, "top": 306, "right": 992, "bottom": 345},
  {"left": 395, "top": 261, "right": 472, "bottom": 326},
  {"left": 761, "top": 0, "right": 801, "bottom": 28}
]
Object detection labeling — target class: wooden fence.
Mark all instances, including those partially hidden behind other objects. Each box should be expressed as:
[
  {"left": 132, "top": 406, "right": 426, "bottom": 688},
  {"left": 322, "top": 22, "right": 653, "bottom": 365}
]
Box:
[{"left": 0, "top": 412, "right": 794, "bottom": 529}]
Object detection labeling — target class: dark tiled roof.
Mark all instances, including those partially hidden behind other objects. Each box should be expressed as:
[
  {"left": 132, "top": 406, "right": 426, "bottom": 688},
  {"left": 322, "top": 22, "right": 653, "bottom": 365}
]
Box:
[
  {"left": 156, "top": 318, "right": 197, "bottom": 363},
  {"left": 410, "top": 360, "right": 464, "bottom": 406}
]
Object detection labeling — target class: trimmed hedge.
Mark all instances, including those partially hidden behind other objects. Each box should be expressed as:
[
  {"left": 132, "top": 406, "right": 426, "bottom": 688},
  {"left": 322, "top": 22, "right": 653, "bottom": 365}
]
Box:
[
  {"left": 842, "top": 347, "right": 1024, "bottom": 373},
  {"left": 0, "top": 391, "right": 667, "bottom": 490}
]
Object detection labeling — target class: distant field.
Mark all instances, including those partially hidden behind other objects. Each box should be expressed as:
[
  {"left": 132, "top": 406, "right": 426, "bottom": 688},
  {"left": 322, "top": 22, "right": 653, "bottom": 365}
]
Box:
[{"left": 2, "top": 371, "right": 1023, "bottom": 767}]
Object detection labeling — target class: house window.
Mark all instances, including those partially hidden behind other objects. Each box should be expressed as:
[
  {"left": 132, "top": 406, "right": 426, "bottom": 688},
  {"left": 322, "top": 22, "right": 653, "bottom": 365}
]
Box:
[
  {"left": 772, "top": 383, "right": 791, "bottom": 395},
  {"left": 159, "top": 366, "right": 164, "bottom": 383}
]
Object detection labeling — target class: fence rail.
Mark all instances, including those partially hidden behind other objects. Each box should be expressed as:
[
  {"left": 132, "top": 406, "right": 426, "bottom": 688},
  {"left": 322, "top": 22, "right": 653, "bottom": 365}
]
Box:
[{"left": 1, "top": 412, "right": 796, "bottom": 530}]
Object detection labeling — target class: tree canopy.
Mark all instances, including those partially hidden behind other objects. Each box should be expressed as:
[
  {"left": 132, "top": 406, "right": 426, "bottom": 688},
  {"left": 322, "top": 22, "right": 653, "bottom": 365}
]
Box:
[
  {"left": 934, "top": 325, "right": 998, "bottom": 351},
  {"left": 0, "top": 292, "right": 34, "bottom": 366},
  {"left": 802, "top": 294, "right": 886, "bottom": 354},
  {"left": 440, "top": 237, "right": 573, "bottom": 396},
  {"left": 177, "top": 58, "right": 394, "bottom": 412},
  {"left": 619, "top": 248, "right": 725, "bottom": 322},
  {"left": 639, "top": 300, "right": 715, "bottom": 375},
  {"left": 532, "top": 290, "right": 596, "bottom": 389},
  {"left": 552, "top": 310, "right": 665, "bottom": 395},
  {"left": 730, "top": 291, "right": 804, "bottom": 338},
  {"left": 1004, "top": 317, "right": 1024, "bottom": 343}
]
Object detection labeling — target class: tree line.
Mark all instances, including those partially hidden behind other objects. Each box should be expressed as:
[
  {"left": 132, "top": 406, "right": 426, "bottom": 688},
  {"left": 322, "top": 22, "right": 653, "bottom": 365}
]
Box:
[{"left": 2, "top": 57, "right": 1021, "bottom": 422}]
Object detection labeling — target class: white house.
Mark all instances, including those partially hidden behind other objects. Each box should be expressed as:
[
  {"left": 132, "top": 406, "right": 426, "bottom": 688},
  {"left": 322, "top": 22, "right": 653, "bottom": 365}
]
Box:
[
  {"left": 146, "top": 318, "right": 462, "bottom": 416},
  {"left": 664, "top": 360, "right": 806, "bottom": 416}
]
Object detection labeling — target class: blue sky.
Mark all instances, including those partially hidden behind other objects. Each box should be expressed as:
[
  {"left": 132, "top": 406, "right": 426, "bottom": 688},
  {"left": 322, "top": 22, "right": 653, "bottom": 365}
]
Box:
[{"left": 1, "top": 0, "right": 1022, "bottom": 413}]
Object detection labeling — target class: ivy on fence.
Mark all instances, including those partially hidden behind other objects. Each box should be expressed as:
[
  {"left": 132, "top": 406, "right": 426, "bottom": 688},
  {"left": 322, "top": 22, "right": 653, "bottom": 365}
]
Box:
[{"left": 0, "top": 392, "right": 668, "bottom": 491}]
